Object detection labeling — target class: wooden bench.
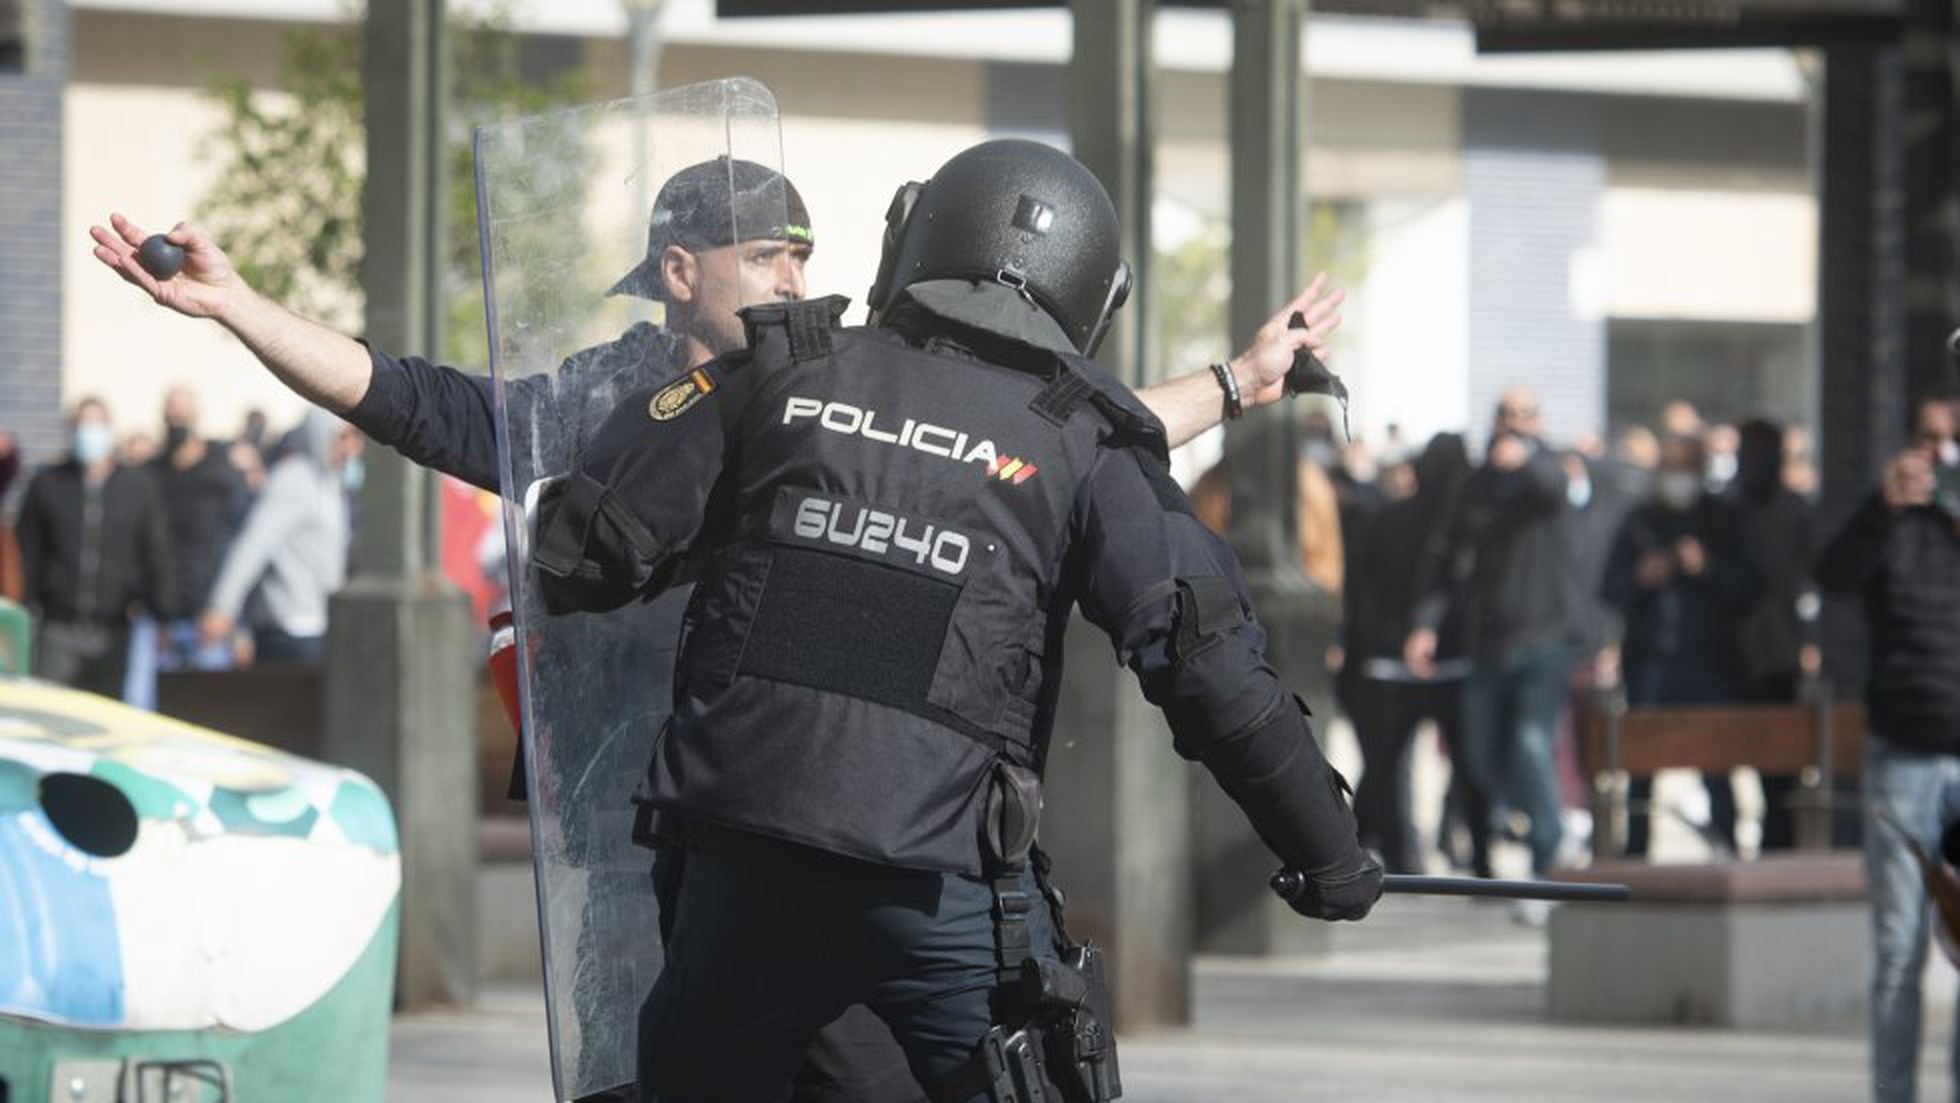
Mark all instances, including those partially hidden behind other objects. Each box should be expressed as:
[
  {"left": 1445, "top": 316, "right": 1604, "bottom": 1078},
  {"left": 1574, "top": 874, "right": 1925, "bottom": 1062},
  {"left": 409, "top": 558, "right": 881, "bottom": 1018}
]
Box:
[
  {"left": 1581, "top": 690, "right": 1866, "bottom": 858},
  {"left": 1548, "top": 855, "right": 1867, "bottom": 1026}
]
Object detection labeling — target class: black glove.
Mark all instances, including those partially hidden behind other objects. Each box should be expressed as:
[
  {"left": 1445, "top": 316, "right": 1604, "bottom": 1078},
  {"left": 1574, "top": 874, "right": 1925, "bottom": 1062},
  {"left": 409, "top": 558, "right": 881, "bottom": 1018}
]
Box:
[{"left": 1274, "top": 851, "right": 1385, "bottom": 922}]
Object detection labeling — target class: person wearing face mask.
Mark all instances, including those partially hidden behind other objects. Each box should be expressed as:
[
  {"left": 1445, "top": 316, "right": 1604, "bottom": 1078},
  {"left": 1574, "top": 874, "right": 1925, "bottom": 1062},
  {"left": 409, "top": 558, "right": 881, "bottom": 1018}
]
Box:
[
  {"left": 148, "top": 385, "right": 250, "bottom": 671},
  {"left": 15, "top": 396, "right": 177, "bottom": 697},
  {"left": 1817, "top": 393, "right": 1960, "bottom": 1103},
  {"left": 198, "top": 408, "right": 362, "bottom": 665},
  {"left": 1601, "top": 433, "right": 1761, "bottom": 858}
]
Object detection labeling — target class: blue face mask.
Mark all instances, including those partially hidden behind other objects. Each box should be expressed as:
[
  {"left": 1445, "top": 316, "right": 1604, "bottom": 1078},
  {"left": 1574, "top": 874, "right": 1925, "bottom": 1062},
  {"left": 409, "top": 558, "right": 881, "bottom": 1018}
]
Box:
[
  {"left": 341, "top": 456, "right": 366, "bottom": 493},
  {"left": 73, "top": 423, "right": 113, "bottom": 466}
]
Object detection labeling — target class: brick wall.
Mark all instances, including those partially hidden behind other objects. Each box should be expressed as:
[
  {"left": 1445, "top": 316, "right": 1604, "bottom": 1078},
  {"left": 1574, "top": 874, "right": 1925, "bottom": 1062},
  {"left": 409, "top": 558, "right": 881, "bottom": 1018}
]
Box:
[{"left": 0, "top": 0, "right": 67, "bottom": 466}]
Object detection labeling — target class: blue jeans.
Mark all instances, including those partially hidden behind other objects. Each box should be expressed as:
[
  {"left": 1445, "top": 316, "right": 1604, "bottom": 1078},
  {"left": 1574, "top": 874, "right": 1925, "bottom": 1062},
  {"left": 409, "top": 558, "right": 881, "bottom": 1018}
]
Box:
[
  {"left": 1460, "top": 641, "right": 1571, "bottom": 874},
  {"left": 640, "top": 826, "right": 1059, "bottom": 1102},
  {"left": 1865, "top": 735, "right": 1960, "bottom": 1102}
]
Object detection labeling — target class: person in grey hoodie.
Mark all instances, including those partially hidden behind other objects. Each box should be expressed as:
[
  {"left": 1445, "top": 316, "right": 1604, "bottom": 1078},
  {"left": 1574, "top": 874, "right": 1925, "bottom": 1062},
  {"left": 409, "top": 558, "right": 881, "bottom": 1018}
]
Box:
[{"left": 197, "top": 408, "right": 361, "bottom": 664}]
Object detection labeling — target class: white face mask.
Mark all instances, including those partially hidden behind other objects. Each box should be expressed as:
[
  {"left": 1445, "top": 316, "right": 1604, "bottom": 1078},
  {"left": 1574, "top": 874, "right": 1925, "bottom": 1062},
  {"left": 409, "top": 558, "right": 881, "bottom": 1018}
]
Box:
[
  {"left": 1939, "top": 439, "right": 1959, "bottom": 469},
  {"left": 73, "top": 423, "right": 113, "bottom": 466},
  {"left": 1655, "top": 470, "right": 1701, "bottom": 512}
]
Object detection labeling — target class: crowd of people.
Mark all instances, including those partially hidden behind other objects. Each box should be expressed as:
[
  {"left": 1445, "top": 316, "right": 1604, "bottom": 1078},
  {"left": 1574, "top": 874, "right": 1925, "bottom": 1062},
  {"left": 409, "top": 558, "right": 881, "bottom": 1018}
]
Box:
[
  {"left": 0, "top": 388, "right": 364, "bottom": 703},
  {"left": 1195, "top": 387, "right": 1933, "bottom": 892},
  {"left": 7, "top": 362, "right": 1959, "bottom": 1100}
]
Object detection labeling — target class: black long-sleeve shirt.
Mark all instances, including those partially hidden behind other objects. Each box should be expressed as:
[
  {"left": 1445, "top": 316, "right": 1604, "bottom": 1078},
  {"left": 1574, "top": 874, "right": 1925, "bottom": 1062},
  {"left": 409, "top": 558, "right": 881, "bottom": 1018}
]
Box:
[
  {"left": 345, "top": 322, "right": 684, "bottom": 493},
  {"left": 1815, "top": 494, "right": 1960, "bottom": 753}
]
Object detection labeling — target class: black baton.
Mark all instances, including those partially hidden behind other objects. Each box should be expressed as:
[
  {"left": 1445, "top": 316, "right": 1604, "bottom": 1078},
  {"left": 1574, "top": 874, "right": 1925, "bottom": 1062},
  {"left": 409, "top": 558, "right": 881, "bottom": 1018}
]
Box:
[{"left": 1271, "top": 868, "right": 1632, "bottom": 905}]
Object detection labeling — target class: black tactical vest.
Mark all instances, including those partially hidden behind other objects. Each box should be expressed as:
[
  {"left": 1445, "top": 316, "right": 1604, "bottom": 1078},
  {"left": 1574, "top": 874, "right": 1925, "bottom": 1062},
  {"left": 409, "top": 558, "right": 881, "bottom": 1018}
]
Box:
[{"left": 649, "top": 296, "right": 1164, "bottom": 875}]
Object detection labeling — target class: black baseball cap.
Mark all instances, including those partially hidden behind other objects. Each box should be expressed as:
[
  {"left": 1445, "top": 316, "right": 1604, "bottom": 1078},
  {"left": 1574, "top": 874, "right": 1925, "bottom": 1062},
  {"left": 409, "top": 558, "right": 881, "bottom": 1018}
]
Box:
[{"left": 607, "top": 156, "right": 815, "bottom": 300}]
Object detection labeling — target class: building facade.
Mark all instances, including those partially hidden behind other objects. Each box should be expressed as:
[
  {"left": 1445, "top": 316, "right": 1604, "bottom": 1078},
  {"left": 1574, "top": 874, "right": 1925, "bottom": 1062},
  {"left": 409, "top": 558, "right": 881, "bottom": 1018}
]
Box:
[{"left": 27, "top": 0, "right": 1815, "bottom": 466}]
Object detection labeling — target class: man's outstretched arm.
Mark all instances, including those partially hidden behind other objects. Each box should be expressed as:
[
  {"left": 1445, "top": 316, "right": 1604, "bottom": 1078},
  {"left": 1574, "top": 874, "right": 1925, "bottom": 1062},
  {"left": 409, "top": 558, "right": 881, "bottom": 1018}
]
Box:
[
  {"left": 91, "top": 214, "right": 373, "bottom": 413},
  {"left": 1136, "top": 274, "right": 1345, "bottom": 450},
  {"left": 93, "top": 213, "right": 521, "bottom": 492}
]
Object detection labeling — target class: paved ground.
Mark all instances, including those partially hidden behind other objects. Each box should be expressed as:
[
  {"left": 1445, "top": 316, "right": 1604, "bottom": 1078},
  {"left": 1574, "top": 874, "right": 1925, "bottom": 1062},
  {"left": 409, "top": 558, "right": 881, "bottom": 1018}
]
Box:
[
  {"left": 396, "top": 720, "right": 1929, "bottom": 1100},
  {"left": 389, "top": 893, "right": 1955, "bottom": 1101}
]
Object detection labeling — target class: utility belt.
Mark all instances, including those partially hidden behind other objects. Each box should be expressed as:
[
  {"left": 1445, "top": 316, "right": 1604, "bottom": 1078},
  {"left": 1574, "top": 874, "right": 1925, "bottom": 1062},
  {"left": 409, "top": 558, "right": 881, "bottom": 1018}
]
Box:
[{"left": 930, "top": 762, "right": 1123, "bottom": 1103}]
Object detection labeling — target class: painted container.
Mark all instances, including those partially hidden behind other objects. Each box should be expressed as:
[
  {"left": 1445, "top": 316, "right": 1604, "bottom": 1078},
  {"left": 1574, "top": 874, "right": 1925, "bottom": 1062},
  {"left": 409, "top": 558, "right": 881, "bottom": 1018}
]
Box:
[{"left": 0, "top": 676, "right": 400, "bottom": 1101}]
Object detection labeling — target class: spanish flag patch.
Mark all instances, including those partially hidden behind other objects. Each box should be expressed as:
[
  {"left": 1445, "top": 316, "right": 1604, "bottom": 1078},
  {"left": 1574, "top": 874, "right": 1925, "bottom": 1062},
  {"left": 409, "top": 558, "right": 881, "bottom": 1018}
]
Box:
[{"left": 649, "top": 369, "right": 716, "bottom": 421}]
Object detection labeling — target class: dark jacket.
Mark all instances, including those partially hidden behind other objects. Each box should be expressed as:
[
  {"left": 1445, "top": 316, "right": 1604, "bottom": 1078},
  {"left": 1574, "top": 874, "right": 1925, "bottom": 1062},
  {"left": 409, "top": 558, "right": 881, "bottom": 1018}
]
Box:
[
  {"left": 1417, "top": 441, "right": 1578, "bottom": 661},
  {"left": 1602, "top": 494, "right": 1761, "bottom": 693},
  {"left": 1733, "top": 485, "right": 1816, "bottom": 694},
  {"left": 17, "top": 461, "right": 176, "bottom": 626},
  {"left": 149, "top": 444, "right": 248, "bottom": 612},
  {"left": 1346, "top": 434, "right": 1469, "bottom": 664},
  {"left": 1562, "top": 457, "right": 1646, "bottom": 654},
  {"left": 1815, "top": 494, "right": 1960, "bottom": 753}
]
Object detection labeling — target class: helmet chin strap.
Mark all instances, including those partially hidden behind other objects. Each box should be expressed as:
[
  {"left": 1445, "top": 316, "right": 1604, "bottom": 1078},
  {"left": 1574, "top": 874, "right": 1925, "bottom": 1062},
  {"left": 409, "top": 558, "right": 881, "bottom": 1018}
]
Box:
[
  {"left": 1079, "top": 261, "right": 1133, "bottom": 358},
  {"left": 865, "top": 180, "right": 927, "bottom": 325}
]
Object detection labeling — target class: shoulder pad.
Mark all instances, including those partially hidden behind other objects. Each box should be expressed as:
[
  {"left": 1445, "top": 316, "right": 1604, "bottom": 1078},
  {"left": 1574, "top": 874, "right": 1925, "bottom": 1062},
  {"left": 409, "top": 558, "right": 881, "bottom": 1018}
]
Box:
[
  {"left": 738, "top": 295, "right": 851, "bottom": 363},
  {"left": 1031, "top": 352, "right": 1169, "bottom": 464}
]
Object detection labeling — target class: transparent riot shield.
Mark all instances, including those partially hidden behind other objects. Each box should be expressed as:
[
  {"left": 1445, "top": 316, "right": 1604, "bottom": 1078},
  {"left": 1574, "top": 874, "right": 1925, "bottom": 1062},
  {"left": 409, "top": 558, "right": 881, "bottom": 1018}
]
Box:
[{"left": 474, "top": 78, "right": 788, "bottom": 1102}]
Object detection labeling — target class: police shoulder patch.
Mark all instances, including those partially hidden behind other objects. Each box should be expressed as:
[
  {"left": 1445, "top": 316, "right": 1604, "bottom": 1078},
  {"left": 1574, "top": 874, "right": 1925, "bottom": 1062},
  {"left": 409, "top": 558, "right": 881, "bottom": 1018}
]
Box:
[{"left": 648, "top": 369, "right": 716, "bottom": 421}]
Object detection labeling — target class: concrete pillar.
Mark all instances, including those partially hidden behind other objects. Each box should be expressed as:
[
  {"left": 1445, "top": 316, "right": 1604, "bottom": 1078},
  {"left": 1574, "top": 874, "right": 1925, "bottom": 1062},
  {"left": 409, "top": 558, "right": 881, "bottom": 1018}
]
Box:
[
  {"left": 1197, "top": 0, "right": 1334, "bottom": 958},
  {"left": 1067, "top": 0, "right": 1157, "bottom": 388},
  {"left": 1816, "top": 46, "right": 1909, "bottom": 695},
  {"left": 1902, "top": 0, "right": 1960, "bottom": 399},
  {"left": 327, "top": 0, "right": 479, "bottom": 1009},
  {"left": 1041, "top": 0, "right": 1189, "bottom": 1030}
]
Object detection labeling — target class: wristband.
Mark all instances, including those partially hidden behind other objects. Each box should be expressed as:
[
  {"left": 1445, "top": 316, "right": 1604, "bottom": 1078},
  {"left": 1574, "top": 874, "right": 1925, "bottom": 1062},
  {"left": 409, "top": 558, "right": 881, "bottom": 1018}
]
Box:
[{"left": 1210, "top": 362, "right": 1244, "bottom": 421}]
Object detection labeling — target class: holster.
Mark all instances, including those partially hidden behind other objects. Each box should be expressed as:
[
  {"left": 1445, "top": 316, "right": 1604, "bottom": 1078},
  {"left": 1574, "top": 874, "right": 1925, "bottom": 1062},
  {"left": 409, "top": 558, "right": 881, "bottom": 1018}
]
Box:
[{"left": 930, "top": 762, "right": 1120, "bottom": 1103}]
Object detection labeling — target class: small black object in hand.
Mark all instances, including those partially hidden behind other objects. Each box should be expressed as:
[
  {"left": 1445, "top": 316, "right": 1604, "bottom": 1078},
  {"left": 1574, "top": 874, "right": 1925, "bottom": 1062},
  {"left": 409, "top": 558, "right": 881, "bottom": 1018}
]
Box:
[
  {"left": 1284, "top": 310, "right": 1351, "bottom": 438},
  {"left": 137, "top": 234, "right": 186, "bottom": 280}
]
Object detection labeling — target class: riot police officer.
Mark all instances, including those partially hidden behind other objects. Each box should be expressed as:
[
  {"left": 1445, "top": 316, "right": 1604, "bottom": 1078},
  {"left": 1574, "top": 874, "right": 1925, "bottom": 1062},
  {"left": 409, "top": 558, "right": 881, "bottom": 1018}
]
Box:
[{"left": 531, "top": 138, "right": 1382, "bottom": 1101}]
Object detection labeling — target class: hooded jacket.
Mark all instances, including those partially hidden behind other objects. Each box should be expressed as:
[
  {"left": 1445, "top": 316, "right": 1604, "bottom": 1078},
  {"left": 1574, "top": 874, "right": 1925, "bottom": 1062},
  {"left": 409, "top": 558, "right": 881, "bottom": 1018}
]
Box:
[{"left": 206, "top": 410, "right": 349, "bottom": 638}]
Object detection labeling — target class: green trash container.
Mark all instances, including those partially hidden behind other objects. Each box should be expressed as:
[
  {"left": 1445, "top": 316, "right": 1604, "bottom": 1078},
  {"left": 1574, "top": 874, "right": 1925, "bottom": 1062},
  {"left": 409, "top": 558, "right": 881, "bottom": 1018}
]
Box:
[{"left": 0, "top": 677, "right": 401, "bottom": 1101}]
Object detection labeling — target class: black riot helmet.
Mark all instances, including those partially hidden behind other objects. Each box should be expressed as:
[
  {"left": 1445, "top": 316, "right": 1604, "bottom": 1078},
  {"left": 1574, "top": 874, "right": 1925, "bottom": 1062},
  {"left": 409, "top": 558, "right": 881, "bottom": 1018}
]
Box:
[{"left": 867, "top": 139, "right": 1132, "bottom": 357}]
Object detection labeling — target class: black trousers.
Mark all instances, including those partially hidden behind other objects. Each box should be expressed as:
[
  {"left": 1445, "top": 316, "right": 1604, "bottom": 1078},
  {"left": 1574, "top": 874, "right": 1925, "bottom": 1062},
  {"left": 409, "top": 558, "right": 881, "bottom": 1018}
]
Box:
[
  {"left": 33, "top": 620, "right": 130, "bottom": 699},
  {"left": 1344, "top": 674, "right": 1466, "bottom": 876},
  {"left": 647, "top": 829, "right": 1056, "bottom": 1102}
]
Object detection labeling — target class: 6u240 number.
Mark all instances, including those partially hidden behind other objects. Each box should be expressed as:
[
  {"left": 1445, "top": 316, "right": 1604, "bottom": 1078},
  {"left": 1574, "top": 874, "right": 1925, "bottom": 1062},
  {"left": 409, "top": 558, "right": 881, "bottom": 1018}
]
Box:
[{"left": 793, "top": 496, "right": 972, "bottom": 577}]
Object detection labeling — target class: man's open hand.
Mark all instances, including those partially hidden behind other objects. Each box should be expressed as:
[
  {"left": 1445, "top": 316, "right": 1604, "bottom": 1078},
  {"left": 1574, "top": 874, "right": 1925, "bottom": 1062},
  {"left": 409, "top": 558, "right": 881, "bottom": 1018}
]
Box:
[
  {"left": 1230, "top": 273, "right": 1345, "bottom": 408},
  {"left": 90, "top": 214, "right": 242, "bottom": 322}
]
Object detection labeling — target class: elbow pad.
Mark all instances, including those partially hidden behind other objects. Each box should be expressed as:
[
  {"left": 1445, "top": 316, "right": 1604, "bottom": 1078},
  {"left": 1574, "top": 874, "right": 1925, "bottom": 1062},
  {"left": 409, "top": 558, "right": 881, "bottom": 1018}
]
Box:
[
  {"left": 1142, "top": 574, "right": 1367, "bottom": 877},
  {"left": 1201, "top": 694, "right": 1366, "bottom": 879}
]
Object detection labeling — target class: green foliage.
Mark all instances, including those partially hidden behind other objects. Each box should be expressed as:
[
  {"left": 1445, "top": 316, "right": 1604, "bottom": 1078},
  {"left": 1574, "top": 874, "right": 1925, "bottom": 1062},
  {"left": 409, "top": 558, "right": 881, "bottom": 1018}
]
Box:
[
  {"left": 1153, "top": 199, "right": 1372, "bottom": 374},
  {"left": 197, "top": 4, "right": 589, "bottom": 362},
  {"left": 197, "top": 22, "right": 364, "bottom": 331},
  {"left": 442, "top": 16, "right": 590, "bottom": 364},
  {"left": 1154, "top": 216, "right": 1232, "bottom": 373}
]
